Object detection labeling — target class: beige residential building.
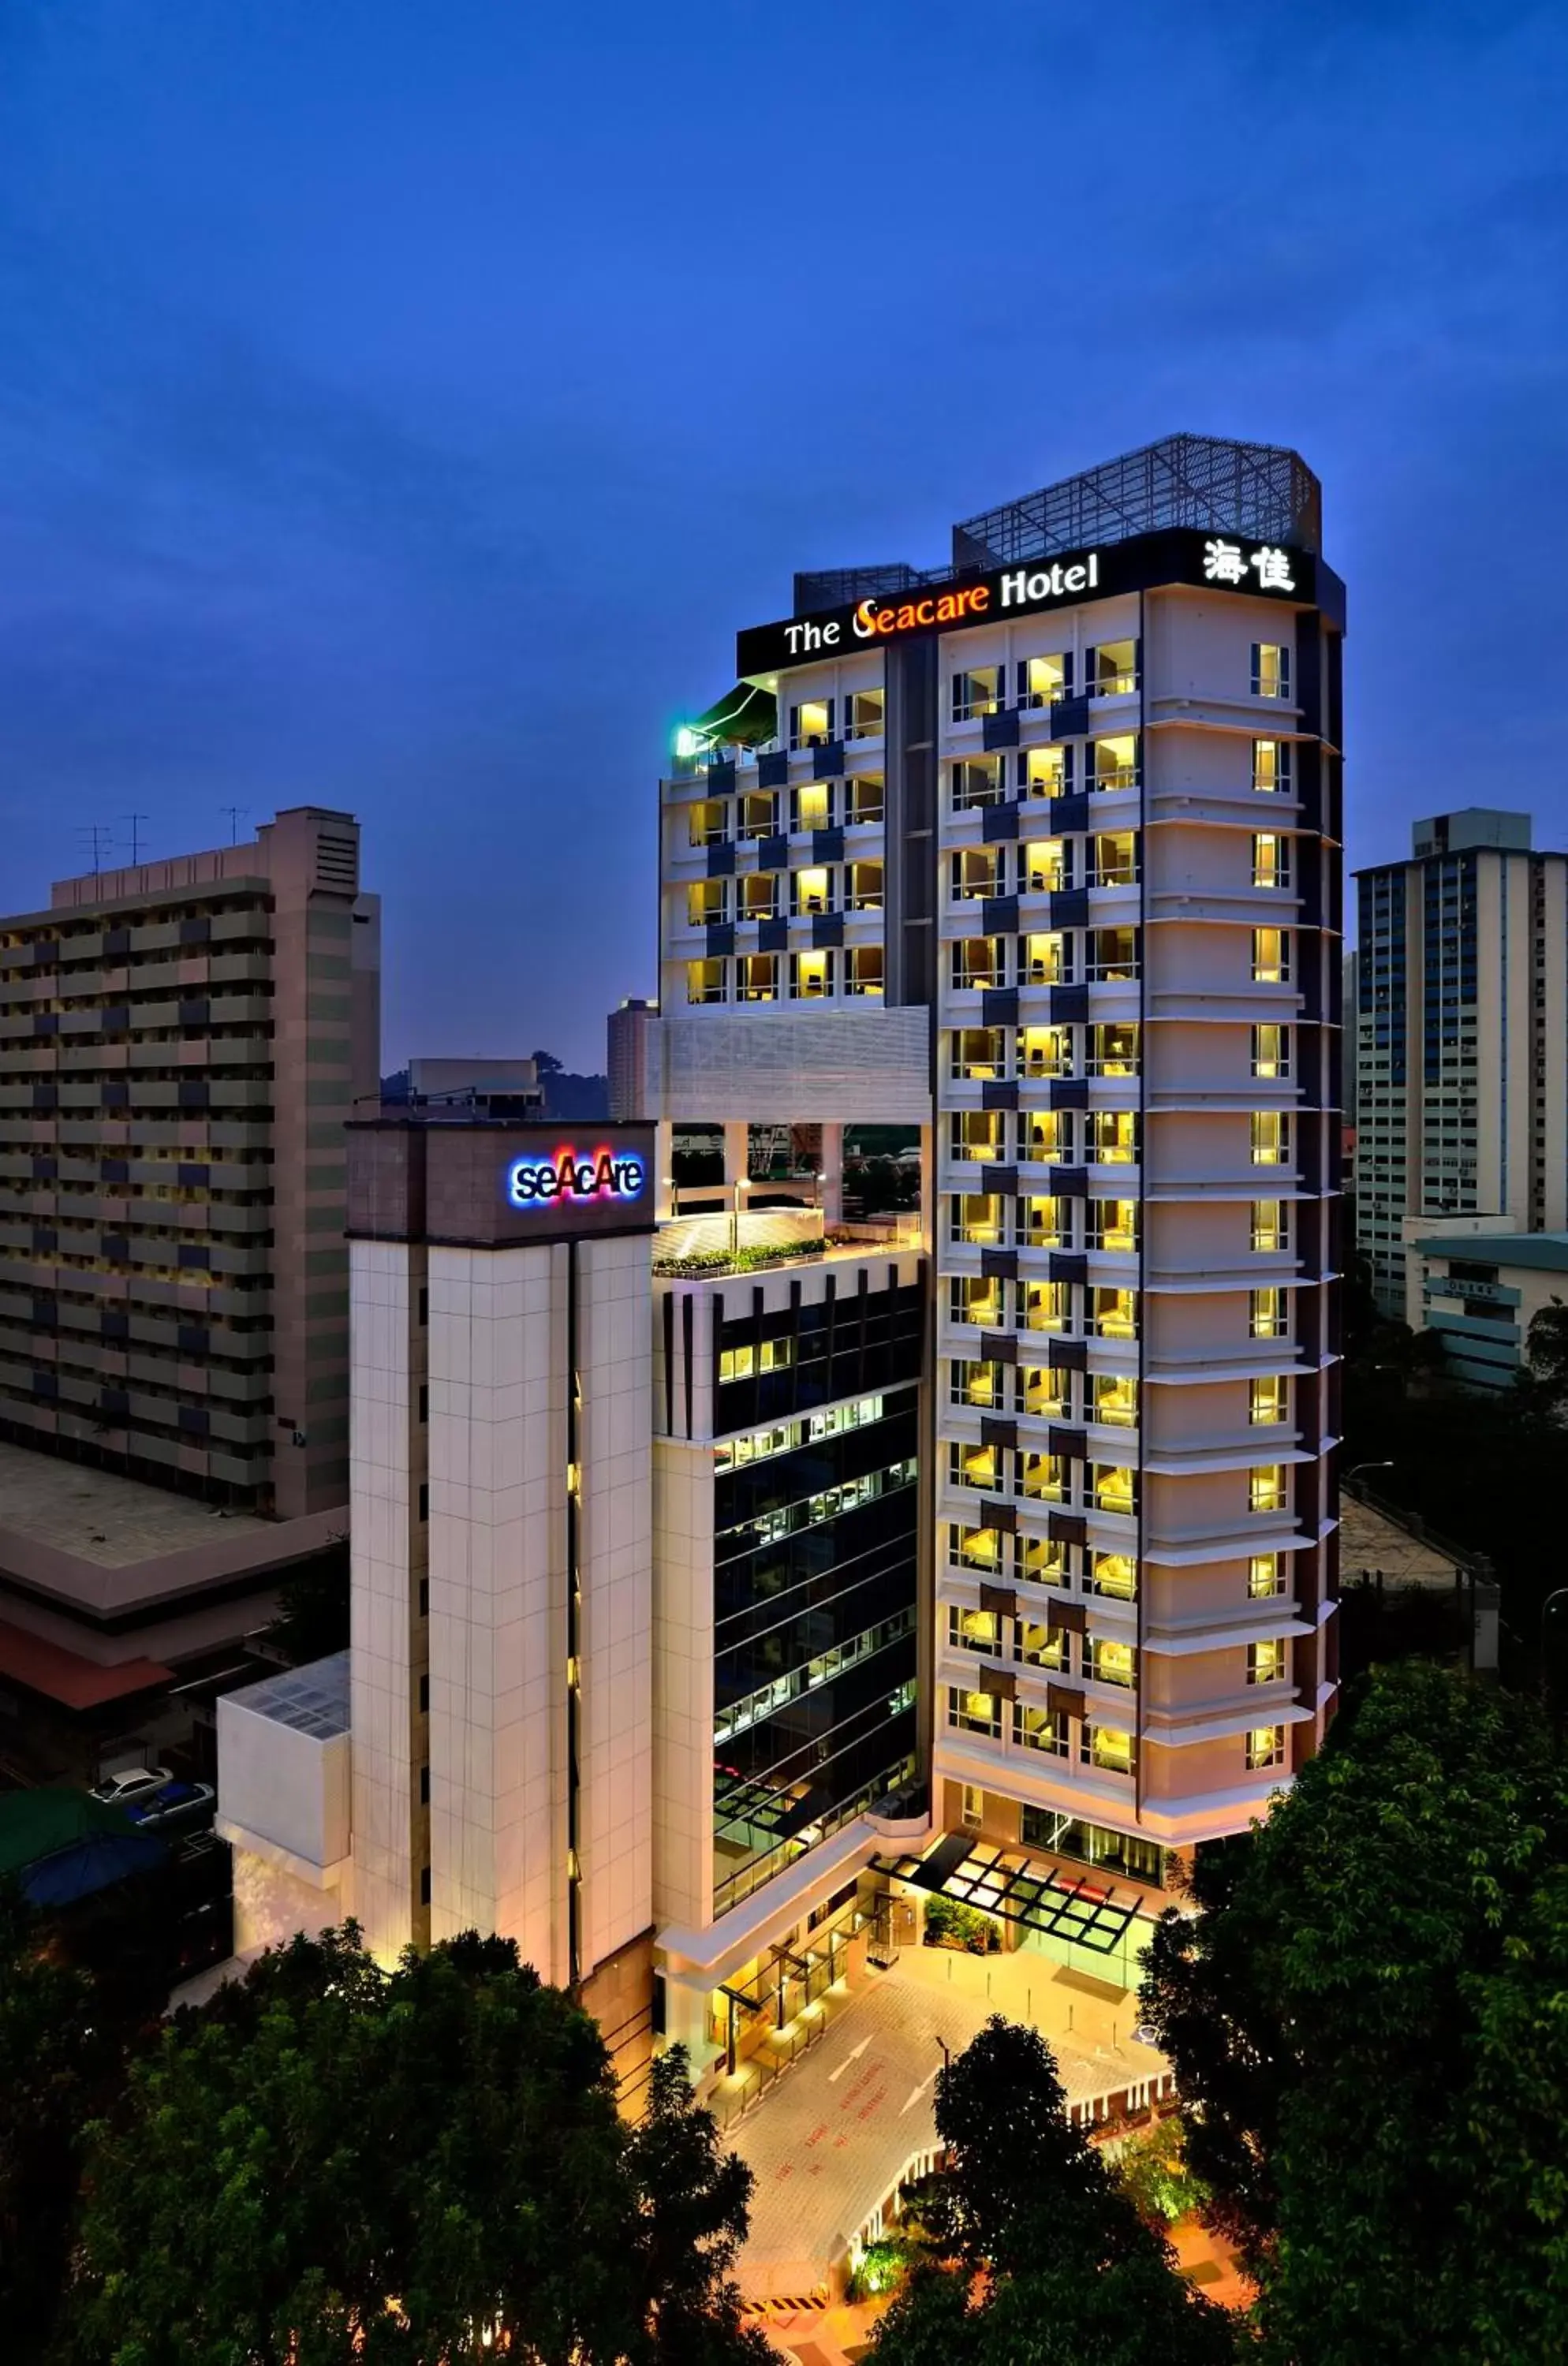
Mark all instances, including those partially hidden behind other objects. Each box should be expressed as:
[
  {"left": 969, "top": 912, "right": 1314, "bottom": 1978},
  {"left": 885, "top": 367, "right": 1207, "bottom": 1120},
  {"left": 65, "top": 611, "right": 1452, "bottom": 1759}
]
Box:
[{"left": 0, "top": 809, "right": 379, "bottom": 1730}]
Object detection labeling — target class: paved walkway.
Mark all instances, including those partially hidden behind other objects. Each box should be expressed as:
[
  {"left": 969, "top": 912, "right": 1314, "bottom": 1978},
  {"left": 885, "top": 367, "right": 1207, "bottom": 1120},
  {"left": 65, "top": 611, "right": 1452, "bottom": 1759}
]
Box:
[{"left": 731, "top": 1946, "right": 1168, "bottom": 2300}]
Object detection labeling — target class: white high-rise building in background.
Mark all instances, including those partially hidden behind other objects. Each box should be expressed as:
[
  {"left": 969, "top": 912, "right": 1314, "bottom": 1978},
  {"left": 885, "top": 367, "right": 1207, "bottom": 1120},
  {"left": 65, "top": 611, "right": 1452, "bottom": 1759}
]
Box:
[{"left": 1354, "top": 810, "right": 1568, "bottom": 1315}]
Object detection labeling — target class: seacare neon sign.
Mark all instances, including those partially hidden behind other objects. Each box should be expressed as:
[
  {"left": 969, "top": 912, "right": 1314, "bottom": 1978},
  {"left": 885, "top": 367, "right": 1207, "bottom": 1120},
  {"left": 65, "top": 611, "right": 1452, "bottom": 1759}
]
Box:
[{"left": 505, "top": 1143, "right": 647, "bottom": 1210}]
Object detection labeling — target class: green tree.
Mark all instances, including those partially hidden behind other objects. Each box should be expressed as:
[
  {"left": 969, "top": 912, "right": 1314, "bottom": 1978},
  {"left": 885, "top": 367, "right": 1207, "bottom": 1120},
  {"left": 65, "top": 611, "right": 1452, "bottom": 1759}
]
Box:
[
  {"left": 0, "top": 1882, "right": 148, "bottom": 2362},
  {"left": 1141, "top": 1662, "right": 1568, "bottom": 2365},
  {"left": 872, "top": 2017, "right": 1234, "bottom": 2366},
  {"left": 69, "top": 1924, "right": 769, "bottom": 2365}
]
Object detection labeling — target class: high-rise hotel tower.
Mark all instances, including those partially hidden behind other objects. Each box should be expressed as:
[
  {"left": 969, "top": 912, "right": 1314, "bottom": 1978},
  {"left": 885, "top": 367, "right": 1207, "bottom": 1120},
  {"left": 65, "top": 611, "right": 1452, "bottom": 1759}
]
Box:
[
  {"left": 659, "top": 434, "right": 1346, "bottom": 1889},
  {"left": 218, "top": 438, "right": 1345, "bottom": 2105}
]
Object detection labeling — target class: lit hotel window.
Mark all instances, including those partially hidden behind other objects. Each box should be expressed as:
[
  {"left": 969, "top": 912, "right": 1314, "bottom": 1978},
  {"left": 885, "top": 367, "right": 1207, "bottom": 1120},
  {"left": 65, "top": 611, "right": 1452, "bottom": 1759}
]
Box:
[
  {"left": 1089, "top": 1024, "right": 1139, "bottom": 1077},
  {"left": 1249, "top": 1552, "right": 1286, "bottom": 1597},
  {"left": 1250, "top": 1199, "right": 1287, "bottom": 1252},
  {"left": 1246, "top": 1724, "right": 1286, "bottom": 1771},
  {"left": 687, "top": 797, "right": 728, "bottom": 848},
  {"left": 718, "top": 1337, "right": 793, "bottom": 1383},
  {"left": 1251, "top": 1110, "right": 1289, "bottom": 1166},
  {"left": 951, "top": 1274, "right": 1005, "bottom": 1329},
  {"left": 1024, "top": 1196, "right": 1068, "bottom": 1249},
  {"left": 1253, "top": 831, "right": 1290, "bottom": 890},
  {"left": 1092, "top": 1200, "right": 1138, "bottom": 1253},
  {"left": 1017, "top": 651, "right": 1067, "bottom": 708},
  {"left": 1089, "top": 733, "right": 1138, "bottom": 792},
  {"left": 1250, "top": 1287, "right": 1285, "bottom": 1338},
  {"left": 1021, "top": 1534, "right": 1067, "bottom": 1587},
  {"left": 685, "top": 958, "right": 726, "bottom": 1005},
  {"left": 1092, "top": 1373, "right": 1138, "bottom": 1428},
  {"left": 789, "top": 696, "right": 834, "bottom": 751},
  {"left": 1088, "top": 1636, "right": 1136, "bottom": 1687},
  {"left": 1025, "top": 838, "right": 1068, "bottom": 894},
  {"left": 846, "top": 771, "right": 885, "bottom": 823},
  {"left": 952, "top": 1026, "right": 1006, "bottom": 1081},
  {"left": 1249, "top": 1465, "right": 1287, "bottom": 1513},
  {"left": 1023, "top": 1280, "right": 1070, "bottom": 1334},
  {"left": 952, "top": 1523, "right": 1005, "bottom": 1573},
  {"left": 1093, "top": 1287, "right": 1138, "bottom": 1339},
  {"left": 790, "top": 950, "right": 832, "bottom": 1000},
  {"left": 1093, "top": 830, "right": 1137, "bottom": 885},
  {"left": 953, "top": 937, "right": 1004, "bottom": 991},
  {"left": 950, "top": 1604, "right": 1002, "bottom": 1657},
  {"left": 791, "top": 866, "right": 831, "bottom": 917},
  {"left": 1252, "top": 927, "right": 1290, "bottom": 983},
  {"left": 950, "top": 1359, "right": 1005, "bottom": 1410},
  {"left": 1094, "top": 1464, "right": 1137, "bottom": 1517},
  {"left": 791, "top": 779, "right": 832, "bottom": 832},
  {"left": 1020, "top": 1452, "right": 1066, "bottom": 1504},
  {"left": 687, "top": 878, "right": 727, "bottom": 926},
  {"left": 1020, "top": 1365, "right": 1067, "bottom": 1419},
  {"left": 1252, "top": 1024, "right": 1289, "bottom": 1079},
  {"left": 1250, "top": 642, "right": 1291, "bottom": 700},
  {"left": 1025, "top": 1109, "right": 1069, "bottom": 1162},
  {"left": 1020, "top": 1025, "right": 1072, "bottom": 1079},
  {"left": 845, "top": 946, "right": 883, "bottom": 997},
  {"left": 1249, "top": 1375, "right": 1286, "bottom": 1425},
  {"left": 1089, "top": 640, "right": 1138, "bottom": 696},
  {"left": 1088, "top": 1110, "right": 1138, "bottom": 1165},
  {"left": 1091, "top": 1551, "right": 1138, "bottom": 1599},
  {"left": 1024, "top": 931, "right": 1066, "bottom": 987},
  {"left": 952, "top": 845, "right": 1003, "bottom": 901},
  {"left": 952, "top": 755, "right": 1006, "bottom": 810},
  {"left": 1017, "top": 1621, "right": 1066, "bottom": 1671},
  {"left": 952, "top": 1193, "right": 1006, "bottom": 1248},
  {"left": 952, "top": 666, "right": 1002, "bottom": 722},
  {"left": 951, "top": 1109, "right": 1006, "bottom": 1164},
  {"left": 951, "top": 1439, "right": 1001, "bottom": 1493},
  {"left": 1023, "top": 745, "right": 1069, "bottom": 800},
  {"left": 950, "top": 1685, "right": 1002, "bottom": 1739},
  {"left": 1085, "top": 1723, "right": 1135, "bottom": 1774},
  {"left": 1253, "top": 738, "right": 1292, "bottom": 793},
  {"left": 736, "top": 953, "right": 778, "bottom": 1002},
  {"left": 1249, "top": 1638, "right": 1289, "bottom": 1685},
  {"left": 1016, "top": 1704, "right": 1070, "bottom": 1756},
  {"left": 845, "top": 688, "right": 883, "bottom": 741}
]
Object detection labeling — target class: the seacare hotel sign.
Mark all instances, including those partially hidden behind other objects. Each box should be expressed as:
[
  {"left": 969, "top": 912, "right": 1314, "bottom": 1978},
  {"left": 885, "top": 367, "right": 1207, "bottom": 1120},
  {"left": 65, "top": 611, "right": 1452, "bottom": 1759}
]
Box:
[{"left": 736, "top": 526, "right": 1324, "bottom": 678}]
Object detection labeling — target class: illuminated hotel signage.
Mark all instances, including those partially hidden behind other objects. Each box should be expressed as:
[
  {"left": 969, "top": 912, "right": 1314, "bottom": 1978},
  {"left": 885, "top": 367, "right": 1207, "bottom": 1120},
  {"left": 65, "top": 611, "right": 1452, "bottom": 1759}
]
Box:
[
  {"left": 736, "top": 526, "right": 1320, "bottom": 678},
  {"left": 505, "top": 1145, "right": 647, "bottom": 1210}
]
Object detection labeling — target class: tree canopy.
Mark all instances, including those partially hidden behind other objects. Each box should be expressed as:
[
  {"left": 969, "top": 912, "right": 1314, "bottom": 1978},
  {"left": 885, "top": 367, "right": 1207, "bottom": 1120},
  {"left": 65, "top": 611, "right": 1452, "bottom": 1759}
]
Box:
[
  {"left": 1141, "top": 1660, "right": 1568, "bottom": 2366},
  {"left": 65, "top": 1924, "right": 769, "bottom": 2366},
  {"left": 870, "top": 2016, "right": 1233, "bottom": 2366}
]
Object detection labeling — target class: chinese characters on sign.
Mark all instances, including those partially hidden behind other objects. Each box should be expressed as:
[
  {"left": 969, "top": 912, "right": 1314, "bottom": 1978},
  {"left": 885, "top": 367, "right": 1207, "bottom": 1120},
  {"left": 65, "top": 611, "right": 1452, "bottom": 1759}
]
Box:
[{"left": 1203, "top": 539, "right": 1297, "bottom": 592}]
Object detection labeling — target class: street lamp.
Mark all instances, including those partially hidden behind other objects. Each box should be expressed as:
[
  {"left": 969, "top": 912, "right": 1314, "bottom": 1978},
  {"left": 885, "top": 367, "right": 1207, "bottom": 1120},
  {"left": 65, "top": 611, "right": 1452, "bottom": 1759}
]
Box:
[{"left": 1342, "top": 1460, "right": 1394, "bottom": 1490}]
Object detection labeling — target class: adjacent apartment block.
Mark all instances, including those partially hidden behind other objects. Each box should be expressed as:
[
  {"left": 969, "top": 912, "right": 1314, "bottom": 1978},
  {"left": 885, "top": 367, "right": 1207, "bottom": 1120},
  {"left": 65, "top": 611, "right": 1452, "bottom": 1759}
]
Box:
[
  {"left": 219, "top": 437, "right": 1345, "bottom": 2107},
  {"left": 0, "top": 810, "right": 379, "bottom": 1736},
  {"left": 1355, "top": 810, "right": 1568, "bottom": 1312}
]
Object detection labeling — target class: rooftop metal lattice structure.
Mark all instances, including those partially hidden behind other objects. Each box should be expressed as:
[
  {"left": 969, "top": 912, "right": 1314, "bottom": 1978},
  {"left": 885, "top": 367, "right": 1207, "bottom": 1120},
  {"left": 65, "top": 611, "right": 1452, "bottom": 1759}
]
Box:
[
  {"left": 793, "top": 561, "right": 944, "bottom": 616},
  {"left": 230, "top": 1649, "right": 350, "bottom": 1740},
  {"left": 951, "top": 433, "right": 1321, "bottom": 570}
]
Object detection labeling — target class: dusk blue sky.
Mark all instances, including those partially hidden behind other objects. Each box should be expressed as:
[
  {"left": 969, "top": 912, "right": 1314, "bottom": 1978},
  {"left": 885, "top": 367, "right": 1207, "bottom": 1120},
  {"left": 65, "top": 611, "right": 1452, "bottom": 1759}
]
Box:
[{"left": 2, "top": 2, "right": 1566, "bottom": 1069}]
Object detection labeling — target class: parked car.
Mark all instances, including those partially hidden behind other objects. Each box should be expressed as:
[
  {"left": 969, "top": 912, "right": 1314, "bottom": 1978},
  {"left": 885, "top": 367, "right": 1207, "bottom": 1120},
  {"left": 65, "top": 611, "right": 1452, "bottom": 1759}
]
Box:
[
  {"left": 124, "top": 1779, "right": 216, "bottom": 1833},
  {"left": 90, "top": 1764, "right": 174, "bottom": 1809}
]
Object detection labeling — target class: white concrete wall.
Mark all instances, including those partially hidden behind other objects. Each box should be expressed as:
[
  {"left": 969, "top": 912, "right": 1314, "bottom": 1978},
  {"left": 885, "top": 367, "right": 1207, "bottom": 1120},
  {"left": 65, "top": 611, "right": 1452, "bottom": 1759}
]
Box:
[
  {"left": 576, "top": 1231, "right": 655, "bottom": 1975},
  {"left": 218, "top": 1696, "right": 349, "bottom": 1872},
  {"left": 651, "top": 1436, "right": 715, "bottom": 1931},
  {"left": 427, "top": 1241, "right": 566, "bottom": 1976},
  {"left": 349, "top": 1237, "right": 416, "bottom": 1964}
]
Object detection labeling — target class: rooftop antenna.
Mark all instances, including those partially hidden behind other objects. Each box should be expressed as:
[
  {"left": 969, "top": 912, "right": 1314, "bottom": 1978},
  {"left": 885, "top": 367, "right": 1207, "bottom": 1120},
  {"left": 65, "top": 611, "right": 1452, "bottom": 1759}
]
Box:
[
  {"left": 79, "top": 823, "right": 115, "bottom": 876},
  {"left": 121, "top": 813, "right": 149, "bottom": 865},
  {"left": 222, "top": 804, "right": 248, "bottom": 846}
]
